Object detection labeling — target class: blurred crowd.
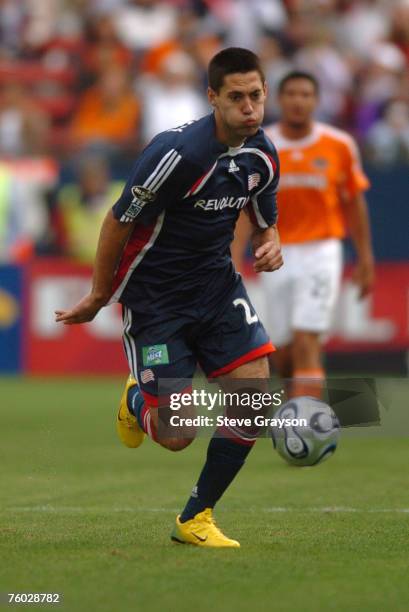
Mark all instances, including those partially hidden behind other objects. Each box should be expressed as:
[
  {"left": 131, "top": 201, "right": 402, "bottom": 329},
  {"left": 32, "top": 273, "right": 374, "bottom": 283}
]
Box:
[{"left": 0, "top": 0, "right": 408, "bottom": 262}]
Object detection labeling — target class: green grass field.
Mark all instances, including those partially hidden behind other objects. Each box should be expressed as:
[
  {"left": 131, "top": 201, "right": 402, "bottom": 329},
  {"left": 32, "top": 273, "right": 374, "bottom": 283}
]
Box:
[{"left": 1, "top": 377, "right": 409, "bottom": 611}]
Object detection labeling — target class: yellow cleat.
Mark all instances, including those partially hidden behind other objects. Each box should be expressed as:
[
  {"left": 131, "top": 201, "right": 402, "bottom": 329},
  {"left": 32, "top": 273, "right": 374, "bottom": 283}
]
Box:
[
  {"left": 116, "top": 375, "right": 145, "bottom": 448},
  {"left": 171, "top": 508, "right": 240, "bottom": 548}
]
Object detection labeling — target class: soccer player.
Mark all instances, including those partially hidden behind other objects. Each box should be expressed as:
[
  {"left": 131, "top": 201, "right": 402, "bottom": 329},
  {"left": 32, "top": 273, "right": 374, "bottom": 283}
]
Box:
[
  {"left": 232, "top": 70, "right": 374, "bottom": 399},
  {"left": 55, "top": 48, "right": 282, "bottom": 548}
]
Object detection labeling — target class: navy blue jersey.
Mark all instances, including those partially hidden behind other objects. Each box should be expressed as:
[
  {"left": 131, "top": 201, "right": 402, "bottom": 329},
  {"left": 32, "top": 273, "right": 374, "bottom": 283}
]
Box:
[{"left": 110, "top": 113, "right": 279, "bottom": 314}]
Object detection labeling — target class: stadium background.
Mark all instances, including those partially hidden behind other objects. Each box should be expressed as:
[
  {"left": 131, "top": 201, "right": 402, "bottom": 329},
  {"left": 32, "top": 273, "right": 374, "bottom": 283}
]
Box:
[
  {"left": 0, "top": 0, "right": 408, "bottom": 377},
  {"left": 1, "top": 2, "right": 409, "bottom": 610}
]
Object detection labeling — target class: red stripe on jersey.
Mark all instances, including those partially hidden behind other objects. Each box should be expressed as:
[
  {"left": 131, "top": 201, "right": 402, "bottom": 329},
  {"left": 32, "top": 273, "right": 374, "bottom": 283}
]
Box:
[
  {"left": 266, "top": 153, "right": 277, "bottom": 173},
  {"left": 111, "top": 222, "right": 155, "bottom": 295},
  {"left": 187, "top": 172, "right": 208, "bottom": 196}
]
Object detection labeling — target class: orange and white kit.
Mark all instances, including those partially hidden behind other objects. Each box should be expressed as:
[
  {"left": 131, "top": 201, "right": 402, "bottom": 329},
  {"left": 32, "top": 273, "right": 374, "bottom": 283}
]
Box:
[{"left": 262, "top": 122, "right": 370, "bottom": 346}]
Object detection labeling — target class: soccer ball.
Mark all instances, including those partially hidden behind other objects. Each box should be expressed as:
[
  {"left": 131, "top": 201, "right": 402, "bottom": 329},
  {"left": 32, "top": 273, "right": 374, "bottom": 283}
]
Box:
[{"left": 270, "top": 396, "right": 340, "bottom": 467}]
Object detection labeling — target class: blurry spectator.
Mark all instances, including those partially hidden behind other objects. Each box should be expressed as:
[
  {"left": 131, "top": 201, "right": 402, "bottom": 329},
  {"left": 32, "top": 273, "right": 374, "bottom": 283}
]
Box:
[
  {"left": 0, "top": 160, "right": 56, "bottom": 262},
  {"left": 389, "top": 0, "right": 409, "bottom": 64},
  {"left": 140, "top": 49, "right": 208, "bottom": 144},
  {"left": 0, "top": 0, "right": 407, "bottom": 173},
  {"left": 333, "top": 0, "right": 390, "bottom": 61},
  {"left": 57, "top": 155, "right": 124, "bottom": 261},
  {"left": 294, "top": 27, "right": 352, "bottom": 123},
  {"left": 0, "top": 0, "right": 26, "bottom": 58},
  {"left": 114, "top": 0, "right": 179, "bottom": 52},
  {"left": 0, "top": 82, "right": 50, "bottom": 157},
  {"left": 354, "top": 42, "right": 407, "bottom": 136},
  {"left": 70, "top": 66, "right": 141, "bottom": 156},
  {"left": 87, "top": 0, "right": 126, "bottom": 14},
  {"left": 365, "top": 100, "right": 409, "bottom": 165},
  {"left": 187, "top": 33, "right": 222, "bottom": 81},
  {"left": 81, "top": 13, "right": 133, "bottom": 86},
  {"left": 259, "top": 35, "right": 293, "bottom": 122},
  {"left": 224, "top": 0, "right": 288, "bottom": 50},
  {"left": 23, "top": 0, "right": 59, "bottom": 51}
]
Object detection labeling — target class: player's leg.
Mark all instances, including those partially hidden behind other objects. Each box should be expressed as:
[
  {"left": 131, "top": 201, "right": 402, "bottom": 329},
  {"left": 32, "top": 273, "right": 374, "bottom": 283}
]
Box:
[
  {"left": 290, "top": 239, "right": 343, "bottom": 398},
  {"left": 117, "top": 373, "right": 145, "bottom": 449},
  {"left": 172, "top": 281, "right": 273, "bottom": 547},
  {"left": 172, "top": 356, "right": 269, "bottom": 548},
  {"left": 260, "top": 244, "right": 294, "bottom": 394},
  {"left": 269, "top": 343, "right": 293, "bottom": 396},
  {"left": 290, "top": 330, "right": 324, "bottom": 397},
  {"left": 118, "top": 306, "right": 196, "bottom": 451}
]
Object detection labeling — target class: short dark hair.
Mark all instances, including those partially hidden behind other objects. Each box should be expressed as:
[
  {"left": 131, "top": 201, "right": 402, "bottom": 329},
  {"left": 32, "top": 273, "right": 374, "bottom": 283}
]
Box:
[
  {"left": 208, "top": 47, "right": 265, "bottom": 92},
  {"left": 278, "top": 71, "right": 320, "bottom": 95}
]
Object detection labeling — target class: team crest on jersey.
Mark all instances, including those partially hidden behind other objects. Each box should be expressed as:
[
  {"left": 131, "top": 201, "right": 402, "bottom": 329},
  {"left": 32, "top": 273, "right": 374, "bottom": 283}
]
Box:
[
  {"left": 140, "top": 369, "right": 155, "bottom": 383},
  {"left": 248, "top": 173, "right": 261, "bottom": 190},
  {"left": 121, "top": 185, "right": 156, "bottom": 222},
  {"left": 312, "top": 157, "right": 328, "bottom": 169}
]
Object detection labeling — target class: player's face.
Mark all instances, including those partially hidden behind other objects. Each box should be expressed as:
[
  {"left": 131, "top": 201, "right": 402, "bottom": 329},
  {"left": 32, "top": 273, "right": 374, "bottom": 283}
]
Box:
[
  {"left": 278, "top": 79, "right": 318, "bottom": 128},
  {"left": 208, "top": 71, "right": 267, "bottom": 145}
]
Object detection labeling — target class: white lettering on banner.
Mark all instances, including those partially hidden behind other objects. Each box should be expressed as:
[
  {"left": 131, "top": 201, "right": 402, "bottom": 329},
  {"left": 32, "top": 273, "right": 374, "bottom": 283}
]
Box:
[
  {"left": 331, "top": 282, "right": 396, "bottom": 342},
  {"left": 88, "top": 305, "right": 122, "bottom": 339},
  {"left": 32, "top": 277, "right": 122, "bottom": 339},
  {"left": 32, "top": 278, "right": 90, "bottom": 338}
]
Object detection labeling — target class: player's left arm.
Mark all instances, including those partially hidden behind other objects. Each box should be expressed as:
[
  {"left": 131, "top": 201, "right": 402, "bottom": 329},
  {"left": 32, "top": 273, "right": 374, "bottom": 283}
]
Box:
[
  {"left": 247, "top": 144, "right": 282, "bottom": 273},
  {"left": 339, "top": 137, "right": 375, "bottom": 298},
  {"left": 341, "top": 191, "right": 375, "bottom": 298},
  {"left": 231, "top": 213, "right": 282, "bottom": 273},
  {"left": 252, "top": 224, "right": 282, "bottom": 273}
]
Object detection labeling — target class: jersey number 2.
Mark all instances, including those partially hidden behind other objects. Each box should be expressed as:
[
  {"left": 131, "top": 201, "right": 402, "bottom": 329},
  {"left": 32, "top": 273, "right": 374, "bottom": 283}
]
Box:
[{"left": 233, "top": 298, "right": 258, "bottom": 325}]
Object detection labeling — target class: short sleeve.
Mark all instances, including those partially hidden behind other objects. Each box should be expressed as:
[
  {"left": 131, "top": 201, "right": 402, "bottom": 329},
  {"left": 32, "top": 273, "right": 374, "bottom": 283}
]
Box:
[
  {"left": 112, "top": 140, "right": 183, "bottom": 224},
  {"left": 247, "top": 150, "right": 280, "bottom": 228}
]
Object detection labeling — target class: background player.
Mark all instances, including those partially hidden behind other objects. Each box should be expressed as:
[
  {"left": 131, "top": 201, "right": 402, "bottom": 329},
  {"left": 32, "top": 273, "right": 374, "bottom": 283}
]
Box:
[
  {"left": 232, "top": 70, "right": 374, "bottom": 399},
  {"left": 55, "top": 48, "right": 282, "bottom": 548}
]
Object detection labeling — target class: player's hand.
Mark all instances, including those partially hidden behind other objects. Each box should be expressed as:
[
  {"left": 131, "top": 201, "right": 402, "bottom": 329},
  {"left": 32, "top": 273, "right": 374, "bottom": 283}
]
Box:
[
  {"left": 54, "top": 293, "right": 107, "bottom": 325},
  {"left": 253, "top": 241, "right": 283, "bottom": 273},
  {"left": 352, "top": 258, "right": 375, "bottom": 299}
]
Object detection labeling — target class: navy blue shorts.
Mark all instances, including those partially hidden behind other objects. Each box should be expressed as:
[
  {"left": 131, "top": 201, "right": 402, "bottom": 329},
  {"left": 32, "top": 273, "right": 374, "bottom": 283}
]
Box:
[{"left": 121, "top": 278, "right": 274, "bottom": 405}]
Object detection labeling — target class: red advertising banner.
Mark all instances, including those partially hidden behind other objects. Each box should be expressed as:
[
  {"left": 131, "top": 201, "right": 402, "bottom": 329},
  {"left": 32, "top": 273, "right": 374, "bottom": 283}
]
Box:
[
  {"left": 26, "top": 259, "right": 127, "bottom": 374},
  {"left": 24, "top": 259, "right": 409, "bottom": 375},
  {"left": 326, "top": 263, "right": 409, "bottom": 351},
  {"left": 243, "top": 262, "right": 409, "bottom": 352}
]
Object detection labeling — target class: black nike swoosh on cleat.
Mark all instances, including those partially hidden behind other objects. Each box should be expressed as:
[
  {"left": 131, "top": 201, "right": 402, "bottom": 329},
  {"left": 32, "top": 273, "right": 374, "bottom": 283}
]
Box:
[{"left": 192, "top": 533, "right": 208, "bottom": 542}]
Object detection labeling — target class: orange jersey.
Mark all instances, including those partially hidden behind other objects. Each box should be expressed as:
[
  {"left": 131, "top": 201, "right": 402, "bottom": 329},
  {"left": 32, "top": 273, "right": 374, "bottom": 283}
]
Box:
[{"left": 265, "top": 122, "right": 370, "bottom": 244}]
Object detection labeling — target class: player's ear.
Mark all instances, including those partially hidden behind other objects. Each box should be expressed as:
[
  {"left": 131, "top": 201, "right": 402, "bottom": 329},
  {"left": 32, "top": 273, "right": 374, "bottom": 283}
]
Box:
[
  {"left": 263, "top": 80, "right": 268, "bottom": 98},
  {"left": 207, "top": 87, "right": 217, "bottom": 108}
]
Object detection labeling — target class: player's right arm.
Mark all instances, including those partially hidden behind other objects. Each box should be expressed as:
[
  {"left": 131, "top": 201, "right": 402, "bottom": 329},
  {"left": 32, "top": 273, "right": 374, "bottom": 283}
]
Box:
[
  {"left": 55, "top": 210, "right": 134, "bottom": 324},
  {"left": 55, "top": 137, "right": 186, "bottom": 325}
]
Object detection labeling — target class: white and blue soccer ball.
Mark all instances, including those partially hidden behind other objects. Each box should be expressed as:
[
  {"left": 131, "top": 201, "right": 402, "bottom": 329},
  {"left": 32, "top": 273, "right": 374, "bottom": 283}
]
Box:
[{"left": 271, "top": 396, "right": 340, "bottom": 467}]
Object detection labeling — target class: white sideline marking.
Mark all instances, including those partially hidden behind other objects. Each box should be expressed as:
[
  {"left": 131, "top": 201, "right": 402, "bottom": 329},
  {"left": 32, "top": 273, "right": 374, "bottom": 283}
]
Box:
[{"left": 4, "top": 506, "right": 409, "bottom": 514}]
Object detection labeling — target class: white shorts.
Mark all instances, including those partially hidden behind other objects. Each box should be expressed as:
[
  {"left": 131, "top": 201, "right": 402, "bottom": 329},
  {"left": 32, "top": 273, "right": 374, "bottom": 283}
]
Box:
[{"left": 260, "top": 238, "right": 343, "bottom": 347}]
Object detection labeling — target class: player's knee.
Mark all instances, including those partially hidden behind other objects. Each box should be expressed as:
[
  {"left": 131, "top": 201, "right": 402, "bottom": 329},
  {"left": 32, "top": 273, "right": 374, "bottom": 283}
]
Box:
[{"left": 159, "top": 437, "right": 193, "bottom": 452}]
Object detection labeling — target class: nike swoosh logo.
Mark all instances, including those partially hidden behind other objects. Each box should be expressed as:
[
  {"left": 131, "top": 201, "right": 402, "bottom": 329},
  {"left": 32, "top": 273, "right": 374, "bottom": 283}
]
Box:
[{"left": 191, "top": 532, "right": 207, "bottom": 542}]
